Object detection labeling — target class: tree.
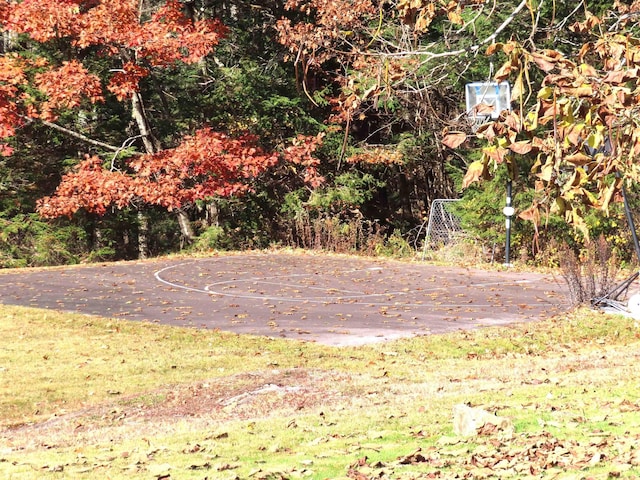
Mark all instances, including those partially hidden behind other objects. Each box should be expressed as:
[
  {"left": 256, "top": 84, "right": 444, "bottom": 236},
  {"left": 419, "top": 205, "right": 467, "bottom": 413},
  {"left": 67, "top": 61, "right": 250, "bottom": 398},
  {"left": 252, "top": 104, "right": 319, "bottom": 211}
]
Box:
[
  {"left": 37, "top": 128, "right": 323, "bottom": 217},
  {"left": 4, "top": 0, "right": 626, "bottom": 263},
  {"left": 443, "top": 3, "right": 640, "bottom": 241},
  {"left": 275, "top": 0, "right": 561, "bottom": 226},
  {"left": 0, "top": 0, "right": 229, "bottom": 256},
  {"left": 0, "top": 0, "right": 325, "bottom": 258}
]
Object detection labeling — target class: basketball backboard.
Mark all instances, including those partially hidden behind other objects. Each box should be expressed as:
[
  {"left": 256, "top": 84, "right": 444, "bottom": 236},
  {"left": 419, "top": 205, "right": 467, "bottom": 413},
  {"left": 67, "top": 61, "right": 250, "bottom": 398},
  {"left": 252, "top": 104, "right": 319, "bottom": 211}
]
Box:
[{"left": 465, "top": 81, "right": 511, "bottom": 120}]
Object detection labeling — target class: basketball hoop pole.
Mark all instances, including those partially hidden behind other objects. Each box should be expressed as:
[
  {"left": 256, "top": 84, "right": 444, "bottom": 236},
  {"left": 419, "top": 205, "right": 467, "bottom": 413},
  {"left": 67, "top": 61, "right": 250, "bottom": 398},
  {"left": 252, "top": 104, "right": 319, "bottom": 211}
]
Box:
[
  {"left": 585, "top": 144, "right": 640, "bottom": 315},
  {"left": 504, "top": 179, "right": 514, "bottom": 266},
  {"left": 590, "top": 180, "right": 640, "bottom": 311},
  {"left": 465, "top": 81, "right": 513, "bottom": 265}
]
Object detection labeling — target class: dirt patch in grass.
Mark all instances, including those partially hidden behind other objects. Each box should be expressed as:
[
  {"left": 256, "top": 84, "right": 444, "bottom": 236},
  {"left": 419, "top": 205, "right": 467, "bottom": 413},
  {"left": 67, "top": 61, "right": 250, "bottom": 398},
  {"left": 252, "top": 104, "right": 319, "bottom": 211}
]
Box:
[
  {"left": 7, "top": 342, "right": 640, "bottom": 478},
  {"left": 5, "top": 305, "right": 640, "bottom": 479},
  {"left": 2, "top": 368, "right": 355, "bottom": 452},
  {"left": 7, "top": 339, "right": 640, "bottom": 449}
]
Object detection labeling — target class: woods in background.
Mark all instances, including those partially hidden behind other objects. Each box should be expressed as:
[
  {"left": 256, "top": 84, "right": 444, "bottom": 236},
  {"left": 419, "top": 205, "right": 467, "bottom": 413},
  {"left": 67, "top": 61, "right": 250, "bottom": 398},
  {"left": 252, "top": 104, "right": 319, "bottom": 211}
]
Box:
[{"left": 0, "top": 0, "right": 637, "bottom": 266}]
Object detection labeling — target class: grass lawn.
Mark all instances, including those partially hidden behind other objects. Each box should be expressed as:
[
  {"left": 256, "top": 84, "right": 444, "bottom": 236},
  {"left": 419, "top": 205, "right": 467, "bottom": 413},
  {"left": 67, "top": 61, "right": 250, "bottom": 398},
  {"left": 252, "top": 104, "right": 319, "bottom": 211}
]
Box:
[{"left": 2, "top": 300, "right": 640, "bottom": 479}]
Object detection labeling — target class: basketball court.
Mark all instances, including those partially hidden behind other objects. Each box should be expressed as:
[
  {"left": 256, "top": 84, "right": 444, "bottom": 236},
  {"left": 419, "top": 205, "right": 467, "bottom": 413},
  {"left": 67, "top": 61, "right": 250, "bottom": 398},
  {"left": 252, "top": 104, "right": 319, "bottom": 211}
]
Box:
[
  {"left": 0, "top": 83, "right": 571, "bottom": 345},
  {"left": 0, "top": 252, "right": 568, "bottom": 345}
]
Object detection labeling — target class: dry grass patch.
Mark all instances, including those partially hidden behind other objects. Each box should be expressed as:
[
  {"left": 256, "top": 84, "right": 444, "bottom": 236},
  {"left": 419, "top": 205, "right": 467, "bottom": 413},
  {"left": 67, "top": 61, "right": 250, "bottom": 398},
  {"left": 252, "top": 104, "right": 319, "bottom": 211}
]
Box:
[{"left": 2, "top": 305, "right": 640, "bottom": 478}]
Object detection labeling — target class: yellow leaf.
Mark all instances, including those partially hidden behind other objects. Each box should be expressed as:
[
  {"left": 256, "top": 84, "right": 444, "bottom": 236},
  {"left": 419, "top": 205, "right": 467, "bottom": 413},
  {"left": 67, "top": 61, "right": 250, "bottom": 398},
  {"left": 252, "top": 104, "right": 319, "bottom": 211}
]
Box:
[
  {"left": 414, "top": 8, "right": 434, "bottom": 32},
  {"left": 570, "top": 209, "right": 590, "bottom": 240},
  {"left": 448, "top": 10, "right": 463, "bottom": 25},
  {"left": 550, "top": 197, "right": 567, "bottom": 215},
  {"left": 564, "top": 122, "right": 584, "bottom": 146},
  {"left": 505, "top": 111, "right": 523, "bottom": 133},
  {"left": 567, "top": 168, "right": 588, "bottom": 188},
  {"left": 502, "top": 41, "right": 518, "bottom": 55},
  {"left": 538, "top": 159, "right": 555, "bottom": 182},
  {"left": 584, "top": 188, "right": 599, "bottom": 206},
  {"left": 537, "top": 86, "right": 554, "bottom": 100},
  {"left": 601, "top": 178, "right": 619, "bottom": 215},
  {"left": 483, "top": 145, "right": 509, "bottom": 164},
  {"left": 584, "top": 128, "right": 606, "bottom": 153},
  {"left": 578, "top": 63, "right": 598, "bottom": 76},
  {"left": 524, "top": 110, "right": 539, "bottom": 131},
  {"left": 511, "top": 71, "right": 524, "bottom": 103},
  {"left": 564, "top": 152, "right": 592, "bottom": 165}
]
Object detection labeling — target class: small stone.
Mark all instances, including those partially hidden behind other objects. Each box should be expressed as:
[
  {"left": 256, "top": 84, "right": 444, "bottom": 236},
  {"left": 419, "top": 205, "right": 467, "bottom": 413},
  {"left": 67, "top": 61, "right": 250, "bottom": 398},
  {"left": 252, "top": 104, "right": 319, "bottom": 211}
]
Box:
[{"left": 452, "top": 404, "right": 513, "bottom": 437}]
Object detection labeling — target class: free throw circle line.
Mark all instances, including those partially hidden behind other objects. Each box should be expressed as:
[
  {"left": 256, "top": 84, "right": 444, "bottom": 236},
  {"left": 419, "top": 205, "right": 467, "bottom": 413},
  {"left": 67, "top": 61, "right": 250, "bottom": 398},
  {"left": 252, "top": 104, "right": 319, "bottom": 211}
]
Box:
[
  {"left": 154, "top": 262, "right": 376, "bottom": 301},
  {"left": 154, "top": 260, "right": 533, "bottom": 308},
  {"left": 206, "top": 279, "right": 366, "bottom": 295},
  {"left": 154, "top": 263, "right": 210, "bottom": 294}
]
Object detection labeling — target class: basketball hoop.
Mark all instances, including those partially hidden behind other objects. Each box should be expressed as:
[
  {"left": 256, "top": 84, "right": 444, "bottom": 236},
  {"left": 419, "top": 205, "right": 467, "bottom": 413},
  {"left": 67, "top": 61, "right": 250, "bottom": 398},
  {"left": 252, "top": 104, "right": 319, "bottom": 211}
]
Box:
[
  {"left": 465, "top": 81, "right": 511, "bottom": 132},
  {"left": 464, "top": 81, "right": 514, "bottom": 264},
  {"left": 468, "top": 115, "right": 490, "bottom": 133}
]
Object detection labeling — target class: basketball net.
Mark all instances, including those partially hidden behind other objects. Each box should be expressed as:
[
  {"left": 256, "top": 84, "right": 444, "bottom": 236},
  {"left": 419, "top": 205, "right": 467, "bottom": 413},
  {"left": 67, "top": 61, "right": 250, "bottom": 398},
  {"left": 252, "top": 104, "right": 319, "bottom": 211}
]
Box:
[{"left": 468, "top": 115, "right": 490, "bottom": 133}]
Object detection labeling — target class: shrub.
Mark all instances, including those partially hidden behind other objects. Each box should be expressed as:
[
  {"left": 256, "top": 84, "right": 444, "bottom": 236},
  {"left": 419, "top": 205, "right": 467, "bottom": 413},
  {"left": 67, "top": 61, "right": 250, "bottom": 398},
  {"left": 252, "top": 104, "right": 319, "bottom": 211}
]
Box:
[
  {"left": 192, "top": 225, "right": 231, "bottom": 252},
  {"left": 0, "top": 214, "right": 88, "bottom": 267},
  {"left": 558, "top": 235, "right": 620, "bottom": 306}
]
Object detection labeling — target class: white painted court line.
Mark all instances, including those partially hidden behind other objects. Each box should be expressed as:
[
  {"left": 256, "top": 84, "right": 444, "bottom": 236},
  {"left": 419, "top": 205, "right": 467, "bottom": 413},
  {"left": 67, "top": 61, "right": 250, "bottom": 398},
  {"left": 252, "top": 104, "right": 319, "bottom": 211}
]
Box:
[
  {"left": 153, "top": 259, "right": 537, "bottom": 308},
  {"left": 154, "top": 263, "right": 209, "bottom": 294},
  {"left": 206, "top": 278, "right": 367, "bottom": 295}
]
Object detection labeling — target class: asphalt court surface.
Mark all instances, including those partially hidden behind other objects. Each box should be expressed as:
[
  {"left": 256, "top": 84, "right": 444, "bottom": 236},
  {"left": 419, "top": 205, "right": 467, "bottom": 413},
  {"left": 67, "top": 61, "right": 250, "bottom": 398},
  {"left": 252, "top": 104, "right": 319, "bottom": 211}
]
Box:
[{"left": 0, "top": 253, "right": 569, "bottom": 345}]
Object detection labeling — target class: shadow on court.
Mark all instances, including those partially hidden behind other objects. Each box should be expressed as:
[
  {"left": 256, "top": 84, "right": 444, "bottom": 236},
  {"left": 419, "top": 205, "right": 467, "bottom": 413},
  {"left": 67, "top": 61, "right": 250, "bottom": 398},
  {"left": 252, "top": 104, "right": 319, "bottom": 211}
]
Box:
[{"left": 0, "top": 252, "right": 569, "bottom": 345}]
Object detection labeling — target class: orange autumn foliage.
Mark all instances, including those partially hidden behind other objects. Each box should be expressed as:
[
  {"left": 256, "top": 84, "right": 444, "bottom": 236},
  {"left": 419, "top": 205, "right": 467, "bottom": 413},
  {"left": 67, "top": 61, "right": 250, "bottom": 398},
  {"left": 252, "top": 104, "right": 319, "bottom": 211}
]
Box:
[{"left": 38, "top": 130, "right": 324, "bottom": 217}]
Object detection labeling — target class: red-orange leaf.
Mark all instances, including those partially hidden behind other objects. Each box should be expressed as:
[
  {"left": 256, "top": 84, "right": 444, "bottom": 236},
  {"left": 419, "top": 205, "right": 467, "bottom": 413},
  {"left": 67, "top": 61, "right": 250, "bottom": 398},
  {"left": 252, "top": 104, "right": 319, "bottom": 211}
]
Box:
[{"left": 34, "top": 60, "right": 104, "bottom": 121}]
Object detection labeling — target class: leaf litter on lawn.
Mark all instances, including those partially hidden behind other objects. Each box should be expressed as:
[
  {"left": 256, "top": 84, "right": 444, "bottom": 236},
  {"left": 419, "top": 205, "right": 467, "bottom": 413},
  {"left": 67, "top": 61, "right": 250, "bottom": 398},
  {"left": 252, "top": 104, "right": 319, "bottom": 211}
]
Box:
[{"left": 3, "top": 306, "right": 640, "bottom": 478}]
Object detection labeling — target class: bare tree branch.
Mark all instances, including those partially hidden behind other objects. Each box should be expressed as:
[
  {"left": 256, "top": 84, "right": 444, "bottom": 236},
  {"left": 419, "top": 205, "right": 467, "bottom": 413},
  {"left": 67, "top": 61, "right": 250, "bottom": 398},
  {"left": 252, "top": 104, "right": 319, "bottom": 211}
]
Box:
[
  {"left": 23, "top": 116, "right": 142, "bottom": 155},
  {"left": 370, "top": 0, "right": 530, "bottom": 60}
]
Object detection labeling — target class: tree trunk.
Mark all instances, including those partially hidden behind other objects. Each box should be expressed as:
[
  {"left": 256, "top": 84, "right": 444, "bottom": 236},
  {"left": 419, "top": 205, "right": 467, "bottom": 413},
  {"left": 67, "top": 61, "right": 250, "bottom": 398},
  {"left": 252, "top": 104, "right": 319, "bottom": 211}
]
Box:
[
  {"left": 206, "top": 201, "right": 220, "bottom": 227},
  {"left": 2, "top": 31, "right": 17, "bottom": 53},
  {"left": 396, "top": 168, "right": 413, "bottom": 219},
  {"left": 130, "top": 91, "right": 198, "bottom": 257},
  {"left": 129, "top": 93, "right": 155, "bottom": 260},
  {"left": 93, "top": 221, "right": 103, "bottom": 246},
  {"left": 137, "top": 210, "right": 149, "bottom": 260},
  {"left": 131, "top": 92, "right": 161, "bottom": 155},
  {"left": 177, "top": 208, "right": 196, "bottom": 244}
]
